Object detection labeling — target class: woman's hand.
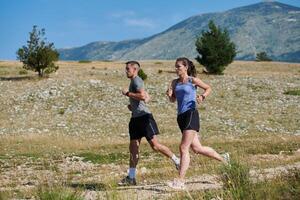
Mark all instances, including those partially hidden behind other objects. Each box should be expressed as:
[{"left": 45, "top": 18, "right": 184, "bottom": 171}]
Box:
[
  {"left": 196, "top": 95, "right": 205, "bottom": 104},
  {"left": 166, "top": 80, "right": 176, "bottom": 102},
  {"left": 166, "top": 86, "right": 173, "bottom": 98}
]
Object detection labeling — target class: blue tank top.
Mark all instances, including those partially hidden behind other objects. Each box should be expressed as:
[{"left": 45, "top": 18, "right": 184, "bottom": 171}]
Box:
[{"left": 175, "top": 77, "right": 197, "bottom": 115}]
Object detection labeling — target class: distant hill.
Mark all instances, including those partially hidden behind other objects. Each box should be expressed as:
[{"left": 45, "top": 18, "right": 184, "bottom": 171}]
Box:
[{"left": 59, "top": 1, "right": 300, "bottom": 62}]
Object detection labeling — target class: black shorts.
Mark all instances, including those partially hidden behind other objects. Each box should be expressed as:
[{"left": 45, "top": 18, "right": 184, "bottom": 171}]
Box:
[
  {"left": 129, "top": 114, "right": 159, "bottom": 141},
  {"left": 177, "top": 109, "right": 200, "bottom": 133}
]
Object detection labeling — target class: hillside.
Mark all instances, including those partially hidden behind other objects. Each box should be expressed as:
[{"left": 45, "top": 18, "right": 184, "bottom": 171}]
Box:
[{"left": 58, "top": 1, "right": 300, "bottom": 62}]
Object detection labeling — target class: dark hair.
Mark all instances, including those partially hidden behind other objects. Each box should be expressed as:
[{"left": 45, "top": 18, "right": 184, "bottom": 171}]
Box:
[
  {"left": 176, "top": 57, "right": 197, "bottom": 77},
  {"left": 125, "top": 60, "right": 140, "bottom": 69}
]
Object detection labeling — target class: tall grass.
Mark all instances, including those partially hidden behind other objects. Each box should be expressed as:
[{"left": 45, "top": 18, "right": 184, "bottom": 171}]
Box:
[
  {"left": 36, "top": 187, "right": 83, "bottom": 200},
  {"left": 252, "top": 168, "right": 300, "bottom": 200},
  {"left": 220, "top": 160, "right": 253, "bottom": 200},
  {"left": 220, "top": 159, "right": 300, "bottom": 200}
]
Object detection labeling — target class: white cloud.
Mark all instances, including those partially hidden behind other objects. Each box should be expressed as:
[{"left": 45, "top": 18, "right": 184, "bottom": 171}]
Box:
[
  {"left": 124, "top": 18, "right": 156, "bottom": 28},
  {"left": 109, "top": 11, "right": 136, "bottom": 18}
]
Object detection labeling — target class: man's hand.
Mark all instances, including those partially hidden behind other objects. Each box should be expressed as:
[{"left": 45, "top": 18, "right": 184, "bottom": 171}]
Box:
[
  {"left": 127, "top": 104, "right": 132, "bottom": 111},
  {"left": 122, "top": 88, "right": 129, "bottom": 96},
  {"left": 144, "top": 92, "right": 150, "bottom": 103}
]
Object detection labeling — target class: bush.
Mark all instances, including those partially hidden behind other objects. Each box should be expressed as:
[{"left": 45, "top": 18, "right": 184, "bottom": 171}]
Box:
[
  {"left": 138, "top": 68, "right": 147, "bottom": 80},
  {"left": 256, "top": 52, "right": 272, "bottom": 62},
  {"left": 284, "top": 89, "right": 300, "bottom": 96},
  {"left": 195, "top": 20, "right": 236, "bottom": 74},
  {"left": 158, "top": 69, "right": 163, "bottom": 74},
  {"left": 78, "top": 60, "right": 91, "bottom": 63},
  {"left": 19, "top": 69, "right": 28, "bottom": 75}
]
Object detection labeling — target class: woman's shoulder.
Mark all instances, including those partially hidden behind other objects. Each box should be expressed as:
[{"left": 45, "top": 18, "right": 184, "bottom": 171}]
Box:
[
  {"left": 190, "top": 76, "right": 201, "bottom": 83},
  {"left": 171, "top": 78, "right": 179, "bottom": 84}
]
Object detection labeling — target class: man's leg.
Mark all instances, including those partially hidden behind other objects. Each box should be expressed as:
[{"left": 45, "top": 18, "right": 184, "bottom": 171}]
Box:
[
  {"left": 129, "top": 139, "right": 141, "bottom": 178},
  {"left": 148, "top": 135, "right": 173, "bottom": 157}
]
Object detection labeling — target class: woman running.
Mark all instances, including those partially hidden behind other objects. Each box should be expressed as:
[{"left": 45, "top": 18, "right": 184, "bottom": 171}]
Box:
[{"left": 166, "top": 57, "right": 229, "bottom": 190}]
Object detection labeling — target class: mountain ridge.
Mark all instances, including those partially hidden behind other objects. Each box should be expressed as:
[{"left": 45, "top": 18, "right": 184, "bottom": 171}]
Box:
[{"left": 59, "top": 1, "right": 300, "bottom": 62}]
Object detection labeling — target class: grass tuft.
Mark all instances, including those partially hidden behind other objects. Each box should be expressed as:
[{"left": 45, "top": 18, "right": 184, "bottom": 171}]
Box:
[
  {"left": 284, "top": 89, "right": 300, "bottom": 96},
  {"left": 220, "top": 159, "right": 253, "bottom": 200},
  {"left": 36, "top": 187, "right": 83, "bottom": 200}
]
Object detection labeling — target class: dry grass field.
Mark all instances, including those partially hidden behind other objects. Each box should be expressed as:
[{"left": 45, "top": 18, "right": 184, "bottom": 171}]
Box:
[{"left": 0, "top": 60, "right": 299, "bottom": 199}]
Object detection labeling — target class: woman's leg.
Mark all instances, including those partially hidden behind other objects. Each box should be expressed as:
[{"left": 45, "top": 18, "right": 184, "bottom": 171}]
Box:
[
  {"left": 179, "top": 130, "right": 196, "bottom": 179},
  {"left": 191, "top": 134, "right": 225, "bottom": 162}
]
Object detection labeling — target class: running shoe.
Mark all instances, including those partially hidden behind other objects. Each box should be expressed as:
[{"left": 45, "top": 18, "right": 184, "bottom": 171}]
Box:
[
  {"left": 118, "top": 176, "right": 137, "bottom": 186},
  {"left": 166, "top": 179, "right": 185, "bottom": 190},
  {"left": 221, "top": 152, "right": 230, "bottom": 165}
]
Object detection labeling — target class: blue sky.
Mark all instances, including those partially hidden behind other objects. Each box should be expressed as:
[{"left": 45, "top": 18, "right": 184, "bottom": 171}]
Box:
[{"left": 0, "top": 0, "right": 299, "bottom": 60}]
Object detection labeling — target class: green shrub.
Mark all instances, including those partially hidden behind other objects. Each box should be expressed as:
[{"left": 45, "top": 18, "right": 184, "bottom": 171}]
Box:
[
  {"left": 78, "top": 60, "right": 91, "bottom": 63},
  {"left": 19, "top": 69, "right": 28, "bottom": 75},
  {"left": 158, "top": 69, "right": 163, "bottom": 74},
  {"left": 138, "top": 68, "right": 148, "bottom": 80},
  {"left": 58, "top": 108, "right": 65, "bottom": 115},
  {"left": 284, "top": 89, "right": 300, "bottom": 96}
]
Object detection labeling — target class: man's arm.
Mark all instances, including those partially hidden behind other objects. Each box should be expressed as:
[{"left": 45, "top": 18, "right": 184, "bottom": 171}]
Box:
[{"left": 122, "top": 88, "right": 147, "bottom": 101}]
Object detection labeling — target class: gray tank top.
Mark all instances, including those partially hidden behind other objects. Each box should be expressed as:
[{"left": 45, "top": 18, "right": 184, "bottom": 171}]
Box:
[{"left": 129, "top": 76, "right": 151, "bottom": 118}]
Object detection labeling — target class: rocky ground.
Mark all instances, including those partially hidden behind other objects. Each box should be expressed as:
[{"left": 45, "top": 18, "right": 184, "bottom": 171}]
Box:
[{"left": 0, "top": 60, "right": 299, "bottom": 199}]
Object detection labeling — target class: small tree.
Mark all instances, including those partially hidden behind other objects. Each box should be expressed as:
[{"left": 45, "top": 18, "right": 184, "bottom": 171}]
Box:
[
  {"left": 256, "top": 52, "right": 272, "bottom": 62},
  {"left": 17, "top": 25, "right": 59, "bottom": 77},
  {"left": 195, "top": 20, "right": 236, "bottom": 74}
]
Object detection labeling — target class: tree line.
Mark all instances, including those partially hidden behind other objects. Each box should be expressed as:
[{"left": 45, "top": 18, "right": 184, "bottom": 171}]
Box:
[{"left": 17, "top": 22, "right": 272, "bottom": 77}]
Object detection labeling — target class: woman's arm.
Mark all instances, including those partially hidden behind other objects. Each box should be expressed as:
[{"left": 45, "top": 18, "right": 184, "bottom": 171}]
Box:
[
  {"left": 192, "top": 77, "right": 212, "bottom": 103},
  {"left": 166, "top": 79, "right": 177, "bottom": 103}
]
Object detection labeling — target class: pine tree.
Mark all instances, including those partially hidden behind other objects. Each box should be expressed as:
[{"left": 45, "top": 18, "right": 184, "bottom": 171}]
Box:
[
  {"left": 195, "top": 20, "right": 236, "bottom": 74},
  {"left": 17, "top": 25, "right": 59, "bottom": 77}
]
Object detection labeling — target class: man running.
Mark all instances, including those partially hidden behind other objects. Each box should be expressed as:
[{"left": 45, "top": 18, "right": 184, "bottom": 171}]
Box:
[{"left": 118, "top": 61, "right": 180, "bottom": 186}]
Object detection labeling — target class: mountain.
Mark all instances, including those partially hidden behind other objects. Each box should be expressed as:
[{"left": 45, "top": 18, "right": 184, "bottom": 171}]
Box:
[{"left": 58, "top": 1, "right": 300, "bottom": 62}]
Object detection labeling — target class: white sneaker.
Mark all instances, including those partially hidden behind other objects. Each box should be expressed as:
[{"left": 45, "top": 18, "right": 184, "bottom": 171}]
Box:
[
  {"left": 221, "top": 152, "right": 230, "bottom": 165},
  {"left": 166, "top": 179, "right": 185, "bottom": 190}
]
